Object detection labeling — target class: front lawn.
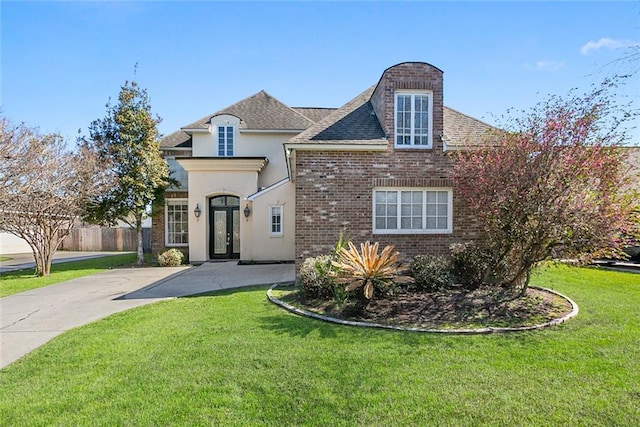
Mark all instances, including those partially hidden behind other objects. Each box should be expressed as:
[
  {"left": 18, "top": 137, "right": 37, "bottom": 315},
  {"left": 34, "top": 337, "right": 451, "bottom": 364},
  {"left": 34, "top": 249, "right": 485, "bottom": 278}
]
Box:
[
  {"left": 0, "top": 253, "right": 139, "bottom": 297},
  {"left": 1, "top": 266, "right": 639, "bottom": 425}
]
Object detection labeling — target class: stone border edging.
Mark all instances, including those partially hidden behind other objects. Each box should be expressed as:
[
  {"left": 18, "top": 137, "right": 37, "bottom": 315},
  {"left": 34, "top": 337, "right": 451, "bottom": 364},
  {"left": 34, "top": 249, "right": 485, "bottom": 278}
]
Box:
[{"left": 267, "top": 284, "right": 579, "bottom": 334}]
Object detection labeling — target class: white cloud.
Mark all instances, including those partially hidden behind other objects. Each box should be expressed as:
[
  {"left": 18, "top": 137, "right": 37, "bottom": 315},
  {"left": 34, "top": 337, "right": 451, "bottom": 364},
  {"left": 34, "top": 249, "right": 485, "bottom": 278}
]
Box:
[
  {"left": 581, "top": 38, "right": 640, "bottom": 55},
  {"left": 535, "top": 60, "right": 565, "bottom": 71}
]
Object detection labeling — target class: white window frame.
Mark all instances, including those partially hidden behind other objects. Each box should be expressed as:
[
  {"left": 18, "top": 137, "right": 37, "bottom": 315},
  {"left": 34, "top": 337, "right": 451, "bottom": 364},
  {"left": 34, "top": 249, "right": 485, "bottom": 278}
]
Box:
[
  {"left": 373, "top": 188, "right": 452, "bottom": 234},
  {"left": 165, "top": 199, "right": 189, "bottom": 246},
  {"left": 217, "top": 125, "right": 235, "bottom": 156},
  {"left": 269, "top": 205, "right": 284, "bottom": 237},
  {"left": 394, "top": 91, "right": 433, "bottom": 149}
]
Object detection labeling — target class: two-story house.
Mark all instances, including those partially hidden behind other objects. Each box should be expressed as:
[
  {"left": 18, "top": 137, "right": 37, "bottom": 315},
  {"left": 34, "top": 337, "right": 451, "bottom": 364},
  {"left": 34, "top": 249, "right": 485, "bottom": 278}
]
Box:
[{"left": 153, "top": 62, "right": 492, "bottom": 266}]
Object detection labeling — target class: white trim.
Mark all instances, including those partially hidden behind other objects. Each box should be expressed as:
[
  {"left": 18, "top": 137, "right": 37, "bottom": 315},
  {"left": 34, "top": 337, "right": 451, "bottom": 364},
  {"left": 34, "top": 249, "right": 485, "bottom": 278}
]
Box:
[
  {"left": 269, "top": 205, "right": 284, "bottom": 237},
  {"left": 247, "top": 178, "right": 290, "bottom": 201},
  {"left": 177, "top": 157, "right": 268, "bottom": 172},
  {"left": 216, "top": 125, "right": 235, "bottom": 157},
  {"left": 181, "top": 127, "right": 210, "bottom": 133},
  {"left": 283, "top": 143, "right": 387, "bottom": 152},
  {"left": 394, "top": 91, "right": 433, "bottom": 149},
  {"left": 161, "top": 147, "right": 192, "bottom": 151},
  {"left": 165, "top": 199, "right": 189, "bottom": 247},
  {"left": 372, "top": 187, "right": 453, "bottom": 235}
]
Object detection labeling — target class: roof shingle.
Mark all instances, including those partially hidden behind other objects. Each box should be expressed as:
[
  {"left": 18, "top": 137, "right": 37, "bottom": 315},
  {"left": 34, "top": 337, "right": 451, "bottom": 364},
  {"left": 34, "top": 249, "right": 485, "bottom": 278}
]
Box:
[
  {"left": 161, "top": 91, "right": 318, "bottom": 148},
  {"left": 287, "top": 86, "right": 388, "bottom": 146},
  {"left": 161, "top": 87, "right": 496, "bottom": 150},
  {"left": 442, "top": 107, "right": 495, "bottom": 148}
]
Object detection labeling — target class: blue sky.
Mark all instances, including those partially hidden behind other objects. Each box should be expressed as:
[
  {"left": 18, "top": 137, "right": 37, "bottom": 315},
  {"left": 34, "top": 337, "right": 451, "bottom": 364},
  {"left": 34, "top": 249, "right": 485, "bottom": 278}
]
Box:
[{"left": 2, "top": 1, "right": 639, "bottom": 143}]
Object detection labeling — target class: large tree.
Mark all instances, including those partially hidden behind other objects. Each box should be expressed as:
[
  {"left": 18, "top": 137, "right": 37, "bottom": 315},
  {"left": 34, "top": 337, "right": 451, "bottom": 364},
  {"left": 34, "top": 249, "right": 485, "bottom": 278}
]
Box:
[
  {"left": 81, "top": 80, "right": 171, "bottom": 266},
  {"left": 0, "top": 117, "right": 105, "bottom": 276},
  {"left": 454, "top": 80, "right": 638, "bottom": 294}
]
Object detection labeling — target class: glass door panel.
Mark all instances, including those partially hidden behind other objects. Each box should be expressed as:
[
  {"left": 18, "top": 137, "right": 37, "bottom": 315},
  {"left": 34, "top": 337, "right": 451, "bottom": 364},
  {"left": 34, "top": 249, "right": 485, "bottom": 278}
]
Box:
[
  {"left": 214, "top": 211, "right": 227, "bottom": 255},
  {"left": 209, "top": 195, "right": 241, "bottom": 259},
  {"left": 232, "top": 210, "right": 240, "bottom": 255}
]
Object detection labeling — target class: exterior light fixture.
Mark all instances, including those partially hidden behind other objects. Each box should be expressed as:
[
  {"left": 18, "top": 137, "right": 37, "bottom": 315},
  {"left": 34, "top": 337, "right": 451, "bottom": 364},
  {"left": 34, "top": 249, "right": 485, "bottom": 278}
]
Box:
[
  {"left": 194, "top": 204, "right": 201, "bottom": 218},
  {"left": 244, "top": 205, "right": 251, "bottom": 218}
]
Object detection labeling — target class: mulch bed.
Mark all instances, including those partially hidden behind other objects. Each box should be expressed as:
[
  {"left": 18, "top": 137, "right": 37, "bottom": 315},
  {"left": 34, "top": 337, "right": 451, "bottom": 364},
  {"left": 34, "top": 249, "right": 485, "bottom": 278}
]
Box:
[{"left": 278, "top": 286, "right": 573, "bottom": 330}]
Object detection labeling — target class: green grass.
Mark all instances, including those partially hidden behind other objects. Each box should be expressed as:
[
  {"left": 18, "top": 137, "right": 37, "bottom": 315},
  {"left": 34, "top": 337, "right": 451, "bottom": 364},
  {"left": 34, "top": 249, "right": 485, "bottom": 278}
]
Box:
[
  {"left": 1, "top": 266, "right": 639, "bottom": 426},
  {"left": 0, "top": 253, "right": 140, "bottom": 297}
]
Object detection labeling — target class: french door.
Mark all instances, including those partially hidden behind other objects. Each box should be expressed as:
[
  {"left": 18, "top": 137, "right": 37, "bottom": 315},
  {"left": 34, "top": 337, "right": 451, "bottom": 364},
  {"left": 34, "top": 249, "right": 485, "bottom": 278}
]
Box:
[{"left": 209, "top": 195, "right": 240, "bottom": 259}]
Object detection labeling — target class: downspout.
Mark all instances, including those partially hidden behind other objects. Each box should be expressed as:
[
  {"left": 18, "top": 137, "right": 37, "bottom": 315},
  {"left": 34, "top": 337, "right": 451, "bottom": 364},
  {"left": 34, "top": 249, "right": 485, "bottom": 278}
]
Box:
[{"left": 284, "top": 144, "right": 296, "bottom": 183}]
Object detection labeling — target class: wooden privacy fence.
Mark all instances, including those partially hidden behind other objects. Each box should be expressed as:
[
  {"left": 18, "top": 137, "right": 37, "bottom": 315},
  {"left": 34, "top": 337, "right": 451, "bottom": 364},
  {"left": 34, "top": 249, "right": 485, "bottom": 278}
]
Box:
[{"left": 60, "top": 228, "right": 152, "bottom": 252}]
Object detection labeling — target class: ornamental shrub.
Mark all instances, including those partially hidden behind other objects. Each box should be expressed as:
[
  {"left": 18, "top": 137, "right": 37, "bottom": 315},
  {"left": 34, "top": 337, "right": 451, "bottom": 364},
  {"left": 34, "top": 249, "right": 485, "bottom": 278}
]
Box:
[
  {"left": 449, "top": 242, "right": 492, "bottom": 290},
  {"left": 410, "top": 254, "right": 452, "bottom": 291},
  {"left": 299, "top": 255, "right": 336, "bottom": 300},
  {"left": 157, "top": 248, "right": 185, "bottom": 267}
]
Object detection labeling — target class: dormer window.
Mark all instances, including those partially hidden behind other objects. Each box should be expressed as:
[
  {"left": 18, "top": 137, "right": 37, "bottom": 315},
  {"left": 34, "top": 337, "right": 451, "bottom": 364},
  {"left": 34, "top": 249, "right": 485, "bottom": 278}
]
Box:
[
  {"left": 395, "top": 91, "right": 433, "bottom": 148},
  {"left": 217, "top": 125, "right": 235, "bottom": 156}
]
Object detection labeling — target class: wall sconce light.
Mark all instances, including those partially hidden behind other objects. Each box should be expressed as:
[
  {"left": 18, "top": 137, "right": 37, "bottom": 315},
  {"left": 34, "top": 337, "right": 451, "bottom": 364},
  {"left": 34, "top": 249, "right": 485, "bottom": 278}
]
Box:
[
  {"left": 194, "top": 204, "right": 201, "bottom": 218},
  {"left": 244, "top": 205, "right": 251, "bottom": 218}
]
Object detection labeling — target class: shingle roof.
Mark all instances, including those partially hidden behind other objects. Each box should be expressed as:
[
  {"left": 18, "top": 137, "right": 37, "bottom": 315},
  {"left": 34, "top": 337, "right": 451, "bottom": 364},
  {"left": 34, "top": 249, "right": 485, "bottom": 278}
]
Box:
[
  {"left": 292, "top": 107, "right": 336, "bottom": 123},
  {"left": 442, "top": 107, "right": 495, "bottom": 148},
  {"left": 161, "top": 88, "right": 495, "bottom": 149},
  {"left": 161, "top": 91, "right": 317, "bottom": 148},
  {"left": 288, "top": 88, "right": 495, "bottom": 148},
  {"left": 287, "top": 86, "right": 388, "bottom": 146},
  {"left": 160, "top": 129, "right": 193, "bottom": 148}
]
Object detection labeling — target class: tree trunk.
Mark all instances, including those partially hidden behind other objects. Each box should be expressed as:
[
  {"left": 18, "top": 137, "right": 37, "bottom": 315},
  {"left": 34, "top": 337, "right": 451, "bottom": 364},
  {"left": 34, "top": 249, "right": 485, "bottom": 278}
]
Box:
[
  {"left": 32, "top": 243, "right": 53, "bottom": 277},
  {"left": 136, "top": 213, "right": 144, "bottom": 266},
  {"left": 31, "top": 247, "right": 44, "bottom": 277},
  {"left": 42, "top": 247, "right": 53, "bottom": 277}
]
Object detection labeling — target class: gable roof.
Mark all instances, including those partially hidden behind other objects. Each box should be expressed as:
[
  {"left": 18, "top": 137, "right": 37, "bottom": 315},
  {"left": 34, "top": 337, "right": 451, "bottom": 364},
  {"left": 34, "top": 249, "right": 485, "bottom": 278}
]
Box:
[
  {"left": 161, "top": 85, "right": 495, "bottom": 150},
  {"left": 161, "top": 91, "right": 319, "bottom": 148}
]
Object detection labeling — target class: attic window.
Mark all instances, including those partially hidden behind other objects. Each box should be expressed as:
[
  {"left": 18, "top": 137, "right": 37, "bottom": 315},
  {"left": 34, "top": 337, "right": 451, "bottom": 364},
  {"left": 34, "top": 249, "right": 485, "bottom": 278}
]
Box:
[
  {"left": 395, "top": 92, "right": 433, "bottom": 149},
  {"left": 217, "top": 126, "right": 234, "bottom": 156}
]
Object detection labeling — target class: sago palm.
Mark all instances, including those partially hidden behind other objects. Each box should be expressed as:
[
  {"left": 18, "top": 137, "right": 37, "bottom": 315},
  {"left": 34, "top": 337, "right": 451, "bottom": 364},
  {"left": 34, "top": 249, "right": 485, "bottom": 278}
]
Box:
[{"left": 332, "top": 241, "right": 412, "bottom": 300}]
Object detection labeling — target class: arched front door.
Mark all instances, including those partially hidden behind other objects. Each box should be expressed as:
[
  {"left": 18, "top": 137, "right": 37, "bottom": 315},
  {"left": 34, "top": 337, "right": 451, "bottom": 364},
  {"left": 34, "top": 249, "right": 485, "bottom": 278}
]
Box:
[{"left": 209, "top": 195, "right": 240, "bottom": 259}]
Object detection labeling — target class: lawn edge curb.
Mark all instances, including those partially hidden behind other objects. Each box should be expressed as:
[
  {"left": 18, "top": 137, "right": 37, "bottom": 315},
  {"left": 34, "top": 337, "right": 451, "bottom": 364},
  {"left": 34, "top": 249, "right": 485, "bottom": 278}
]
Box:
[{"left": 267, "top": 284, "right": 579, "bottom": 334}]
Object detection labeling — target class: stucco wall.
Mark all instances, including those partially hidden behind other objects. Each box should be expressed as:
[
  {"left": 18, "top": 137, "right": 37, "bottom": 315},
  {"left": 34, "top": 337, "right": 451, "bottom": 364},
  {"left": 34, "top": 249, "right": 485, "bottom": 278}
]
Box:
[
  {"left": 182, "top": 169, "right": 259, "bottom": 263},
  {"left": 248, "top": 180, "right": 295, "bottom": 261},
  {"left": 191, "top": 114, "right": 291, "bottom": 188}
]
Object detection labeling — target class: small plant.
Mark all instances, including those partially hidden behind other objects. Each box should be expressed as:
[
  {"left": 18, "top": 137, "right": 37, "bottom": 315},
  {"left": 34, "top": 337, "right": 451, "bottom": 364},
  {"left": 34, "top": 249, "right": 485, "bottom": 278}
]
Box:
[
  {"left": 157, "top": 248, "right": 185, "bottom": 267},
  {"left": 332, "top": 230, "right": 351, "bottom": 256},
  {"left": 299, "top": 255, "right": 336, "bottom": 300},
  {"left": 410, "top": 254, "right": 453, "bottom": 291},
  {"left": 332, "top": 241, "right": 413, "bottom": 301}
]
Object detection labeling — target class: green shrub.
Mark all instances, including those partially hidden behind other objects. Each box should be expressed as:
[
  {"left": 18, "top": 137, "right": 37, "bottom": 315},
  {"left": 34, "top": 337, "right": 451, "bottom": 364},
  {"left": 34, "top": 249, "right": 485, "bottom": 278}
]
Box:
[
  {"left": 410, "top": 254, "right": 452, "bottom": 291},
  {"left": 299, "top": 255, "right": 336, "bottom": 300},
  {"left": 157, "top": 248, "right": 185, "bottom": 267},
  {"left": 449, "top": 242, "right": 491, "bottom": 289}
]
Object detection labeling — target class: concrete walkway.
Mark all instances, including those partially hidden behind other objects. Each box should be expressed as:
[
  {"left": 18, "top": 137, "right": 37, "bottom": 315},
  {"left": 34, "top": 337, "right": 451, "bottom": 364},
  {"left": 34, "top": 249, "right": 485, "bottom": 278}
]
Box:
[{"left": 0, "top": 261, "right": 295, "bottom": 369}]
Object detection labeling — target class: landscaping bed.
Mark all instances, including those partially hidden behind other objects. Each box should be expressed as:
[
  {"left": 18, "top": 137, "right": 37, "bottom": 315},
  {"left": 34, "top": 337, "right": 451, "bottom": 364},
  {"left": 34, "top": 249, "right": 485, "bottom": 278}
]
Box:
[{"left": 275, "top": 285, "right": 573, "bottom": 330}]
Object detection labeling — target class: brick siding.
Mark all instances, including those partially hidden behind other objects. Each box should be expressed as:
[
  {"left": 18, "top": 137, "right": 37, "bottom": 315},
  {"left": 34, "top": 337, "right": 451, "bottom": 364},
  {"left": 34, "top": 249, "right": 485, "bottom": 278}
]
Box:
[
  {"left": 294, "top": 63, "right": 481, "bottom": 267},
  {"left": 152, "top": 147, "right": 191, "bottom": 260}
]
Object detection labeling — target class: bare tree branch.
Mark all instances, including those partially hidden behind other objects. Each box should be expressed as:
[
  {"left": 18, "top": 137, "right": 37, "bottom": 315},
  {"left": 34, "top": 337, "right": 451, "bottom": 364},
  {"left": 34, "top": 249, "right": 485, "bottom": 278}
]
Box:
[{"left": 0, "top": 117, "right": 106, "bottom": 276}]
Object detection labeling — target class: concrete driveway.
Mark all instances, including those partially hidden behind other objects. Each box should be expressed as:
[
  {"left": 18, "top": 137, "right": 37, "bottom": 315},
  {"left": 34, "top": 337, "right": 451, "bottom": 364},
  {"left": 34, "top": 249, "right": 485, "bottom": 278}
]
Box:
[{"left": 0, "top": 261, "right": 295, "bottom": 369}]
